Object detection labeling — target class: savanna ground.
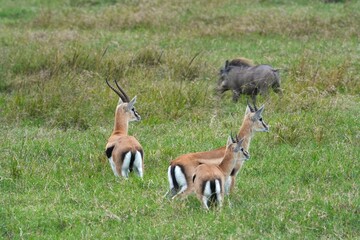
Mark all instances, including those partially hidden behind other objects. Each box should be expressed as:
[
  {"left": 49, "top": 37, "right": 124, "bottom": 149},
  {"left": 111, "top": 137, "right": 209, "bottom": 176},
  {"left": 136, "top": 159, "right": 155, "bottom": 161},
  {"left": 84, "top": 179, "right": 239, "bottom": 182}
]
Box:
[{"left": 0, "top": 0, "right": 359, "bottom": 239}]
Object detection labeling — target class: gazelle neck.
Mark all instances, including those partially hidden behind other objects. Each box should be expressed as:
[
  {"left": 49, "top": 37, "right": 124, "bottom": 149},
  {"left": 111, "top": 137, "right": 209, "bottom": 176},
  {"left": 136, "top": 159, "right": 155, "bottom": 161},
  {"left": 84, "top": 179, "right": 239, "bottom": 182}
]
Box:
[
  {"left": 218, "top": 151, "right": 236, "bottom": 176},
  {"left": 112, "top": 108, "right": 129, "bottom": 135},
  {"left": 237, "top": 117, "right": 253, "bottom": 151}
]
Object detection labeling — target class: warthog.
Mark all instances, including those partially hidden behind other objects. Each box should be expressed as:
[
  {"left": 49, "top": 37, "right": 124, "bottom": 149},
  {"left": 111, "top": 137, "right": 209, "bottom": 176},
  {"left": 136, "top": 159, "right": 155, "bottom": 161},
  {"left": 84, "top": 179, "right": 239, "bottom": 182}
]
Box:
[{"left": 217, "top": 58, "right": 282, "bottom": 103}]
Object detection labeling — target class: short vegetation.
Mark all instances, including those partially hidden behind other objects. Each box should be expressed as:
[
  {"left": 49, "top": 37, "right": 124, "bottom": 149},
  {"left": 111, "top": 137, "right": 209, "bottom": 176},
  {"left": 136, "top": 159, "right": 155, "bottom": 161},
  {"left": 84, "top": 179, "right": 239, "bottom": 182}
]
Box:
[{"left": 0, "top": 0, "right": 359, "bottom": 239}]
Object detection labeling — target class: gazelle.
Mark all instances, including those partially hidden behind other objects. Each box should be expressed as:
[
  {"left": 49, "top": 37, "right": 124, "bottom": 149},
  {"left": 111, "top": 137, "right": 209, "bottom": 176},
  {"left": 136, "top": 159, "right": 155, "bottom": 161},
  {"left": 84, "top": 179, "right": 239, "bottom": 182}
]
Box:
[
  {"left": 192, "top": 135, "right": 249, "bottom": 210},
  {"left": 167, "top": 103, "right": 268, "bottom": 198},
  {"left": 105, "top": 79, "right": 144, "bottom": 179}
]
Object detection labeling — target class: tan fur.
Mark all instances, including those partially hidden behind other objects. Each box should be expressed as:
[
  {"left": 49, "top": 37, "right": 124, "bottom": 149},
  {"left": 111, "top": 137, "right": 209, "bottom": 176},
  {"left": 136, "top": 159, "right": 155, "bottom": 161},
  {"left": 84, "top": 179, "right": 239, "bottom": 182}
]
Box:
[
  {"left": 168, "top": 105, "right": 268, "bottom": 198},
  {"left": 106, "top": 98, "right": 143, "bottom": 178},
  {"left": 193, "top": 138, "right": 247, "bottom": 209},
  {"left": 228, "top": 58, "right": 255, "bottom": 67},
  {"left": 193, "top": 164, "right": 224, "bottom": 209}
]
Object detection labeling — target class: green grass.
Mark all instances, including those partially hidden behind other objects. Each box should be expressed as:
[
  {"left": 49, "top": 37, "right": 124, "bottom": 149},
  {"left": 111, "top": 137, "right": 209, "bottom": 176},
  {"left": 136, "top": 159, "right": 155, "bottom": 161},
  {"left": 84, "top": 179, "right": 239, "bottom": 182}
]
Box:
[{"left": 1, "top": 0, "right": 359, "bottom": 239}]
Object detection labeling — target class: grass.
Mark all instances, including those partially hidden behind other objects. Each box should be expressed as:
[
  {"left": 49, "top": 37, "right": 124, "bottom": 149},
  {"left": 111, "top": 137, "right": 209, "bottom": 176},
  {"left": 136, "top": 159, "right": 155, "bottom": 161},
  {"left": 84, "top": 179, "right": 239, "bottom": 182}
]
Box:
[{"left": 1, "top": 0, "right": 359, "bottom": 239}]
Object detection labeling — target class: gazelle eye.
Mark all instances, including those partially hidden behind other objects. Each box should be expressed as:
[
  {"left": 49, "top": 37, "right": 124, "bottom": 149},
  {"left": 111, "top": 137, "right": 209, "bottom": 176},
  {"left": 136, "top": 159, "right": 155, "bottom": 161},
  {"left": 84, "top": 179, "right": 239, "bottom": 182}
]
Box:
[{"left": 259, "top": 117, "right": 263, "bottom": 121}]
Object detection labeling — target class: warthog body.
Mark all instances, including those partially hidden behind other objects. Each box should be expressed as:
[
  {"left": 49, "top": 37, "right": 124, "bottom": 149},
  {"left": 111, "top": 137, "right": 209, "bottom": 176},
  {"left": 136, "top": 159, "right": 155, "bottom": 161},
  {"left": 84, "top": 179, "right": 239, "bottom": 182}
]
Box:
[{"left": 217, "top": 58, "right": 281, "bottom": 103}]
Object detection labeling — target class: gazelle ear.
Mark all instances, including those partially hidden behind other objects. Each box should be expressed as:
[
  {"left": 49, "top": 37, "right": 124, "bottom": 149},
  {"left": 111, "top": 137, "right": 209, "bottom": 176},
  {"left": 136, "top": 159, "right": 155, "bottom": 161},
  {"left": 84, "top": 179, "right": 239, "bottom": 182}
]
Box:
[
  {"left": 253, "top": 105, "right": 264, "bottom": 119},
  {"left": 246, "top": 99, "right": 255, "bottom": 114},
  {"left": 117, "top": 98, "right": 123, "bottom": 105},
  {"left": 192, "top": 174, "right": 196, "bottom": 183},
  {"left": 226, "top": 135, "right": 233, "bottom": 146},
  {"left": 245, "top": 105, "right": 252, "bottom": 115},
  {"left": 127, "top": 96, "right": 137, "bottom": 110}
]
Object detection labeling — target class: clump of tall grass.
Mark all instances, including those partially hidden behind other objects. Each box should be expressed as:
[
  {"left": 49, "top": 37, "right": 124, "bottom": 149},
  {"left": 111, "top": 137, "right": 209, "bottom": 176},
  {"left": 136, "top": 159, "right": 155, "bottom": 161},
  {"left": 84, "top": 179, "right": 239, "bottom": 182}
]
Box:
[
  {"left": 3, "top": 69, "right": 113, "bottom": 130},
  {"left": 287, "top": 52, "right": 360, "bottom": 95},
  {"left": 164, "top": 51, "right": 212, "bottom": 82},
  {"left": 131, "top": 47, "right": 163, "bottom": 67}
]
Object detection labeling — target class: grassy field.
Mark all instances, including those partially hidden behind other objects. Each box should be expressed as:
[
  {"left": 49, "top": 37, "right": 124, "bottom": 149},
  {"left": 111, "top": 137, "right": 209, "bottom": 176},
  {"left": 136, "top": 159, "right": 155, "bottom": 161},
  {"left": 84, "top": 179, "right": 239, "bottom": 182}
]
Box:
[{"left": 1, "top": 0, "right": 359, "bottom": 239}]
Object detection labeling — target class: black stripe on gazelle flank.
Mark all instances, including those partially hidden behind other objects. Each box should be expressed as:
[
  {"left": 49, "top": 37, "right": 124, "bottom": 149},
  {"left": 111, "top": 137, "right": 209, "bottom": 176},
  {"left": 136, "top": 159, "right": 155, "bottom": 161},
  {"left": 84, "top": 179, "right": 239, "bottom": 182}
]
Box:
[
  {"left": 192, "top": 174, "right": 196, "bottom": 183},
  {"left": 139, "top": 149, "right": 144, "bottom": 160},
  {"left": 105, "top": 145, "right": 115, "bottom": 158},
  {"left": 200, "top": 180, "right": 207, "bottom": 200},
  {"left": 230, "top": 168, "right": 236, "bottom": 176},
  {"left": 170, "top": 164, "right": 185, "bottom": 191},
  {"left": 120, "top": 151, "right": 134, "bottom": 172},
  {"left": 170, "top": 166, "right": 179, "bottom": 190}
]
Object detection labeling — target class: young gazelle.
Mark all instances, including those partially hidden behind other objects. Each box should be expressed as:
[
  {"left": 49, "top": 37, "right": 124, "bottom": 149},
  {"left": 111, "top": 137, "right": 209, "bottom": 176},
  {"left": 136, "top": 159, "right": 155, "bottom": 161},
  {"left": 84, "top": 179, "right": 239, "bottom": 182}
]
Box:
[
  {"left": 105, "top": 79, "right": 144, "bottom": 178},
  {"left": 192, "top": 135, "right": 249, "bottom": 210},
  {"left": 167, "top": 103, "right": 268, "bottom": 198}
]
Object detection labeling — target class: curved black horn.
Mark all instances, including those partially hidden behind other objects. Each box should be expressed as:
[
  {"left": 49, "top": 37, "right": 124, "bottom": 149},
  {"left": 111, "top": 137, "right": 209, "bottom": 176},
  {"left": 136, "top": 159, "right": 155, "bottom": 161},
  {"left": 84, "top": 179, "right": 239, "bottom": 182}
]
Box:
[
  {"left": 106, "top": 78, "right": 126, "bottom": 102},
  {"left": 114, "top": 79, "right": 130, "bottom": 102}
]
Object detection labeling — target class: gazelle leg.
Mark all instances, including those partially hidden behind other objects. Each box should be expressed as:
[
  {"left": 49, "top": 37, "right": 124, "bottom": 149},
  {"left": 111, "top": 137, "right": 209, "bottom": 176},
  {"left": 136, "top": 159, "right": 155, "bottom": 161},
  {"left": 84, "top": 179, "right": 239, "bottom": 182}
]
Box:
[
  {"left": 232, "top": 90, "right": 240, "bottom": 102},
  {"left": 217, "top": 194, "right": 223, "bottom": 208},
  {"left": 224, "top": 176, "right": 232, "bottom": 195},
  {"left": 171, "top": 185, "right": 188, "bottom": 200},
  {"left": 202, "top": 196, "right": 209, "bottom": 210}
]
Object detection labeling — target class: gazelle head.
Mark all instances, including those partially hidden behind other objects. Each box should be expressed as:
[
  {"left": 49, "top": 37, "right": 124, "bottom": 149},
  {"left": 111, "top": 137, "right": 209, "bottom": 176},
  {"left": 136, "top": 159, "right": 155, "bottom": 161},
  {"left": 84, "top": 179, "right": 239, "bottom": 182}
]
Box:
[
  {"left": 106, "top": 78, "right": 141, "bottom": 122},
  {"left": 244, "top": 101, "right": 269, "bottom": 132},
  {"left": 226, "top": 134, "right": 250, "bottom": 161}
]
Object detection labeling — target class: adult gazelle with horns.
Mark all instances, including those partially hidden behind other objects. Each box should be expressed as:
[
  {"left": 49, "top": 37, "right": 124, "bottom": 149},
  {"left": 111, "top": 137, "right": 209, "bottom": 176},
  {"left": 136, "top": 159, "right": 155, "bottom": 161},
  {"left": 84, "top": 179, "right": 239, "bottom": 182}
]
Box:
[{"left": 105, "top": 78, "right": 144, "bottom": 179}]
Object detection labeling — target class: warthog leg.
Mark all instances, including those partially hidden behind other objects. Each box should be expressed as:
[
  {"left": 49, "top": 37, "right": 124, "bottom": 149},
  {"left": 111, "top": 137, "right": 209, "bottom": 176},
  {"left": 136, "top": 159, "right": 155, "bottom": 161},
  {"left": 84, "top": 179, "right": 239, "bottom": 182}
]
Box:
[{"left": 232, "top": 90, "right": 241, "bottom": 102}]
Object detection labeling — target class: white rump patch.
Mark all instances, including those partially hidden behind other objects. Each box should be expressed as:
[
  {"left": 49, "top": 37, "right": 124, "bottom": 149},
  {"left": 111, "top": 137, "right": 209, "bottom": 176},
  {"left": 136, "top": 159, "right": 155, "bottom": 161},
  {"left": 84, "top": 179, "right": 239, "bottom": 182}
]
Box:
[
  {"left": 215, "top": 179, "right": 222, "bottom": 207},
  {"left": 174, "top": 166, "right": 187, "bottom": 194},
  {"left": 133, "top": 151, "right": 143, "bottom": 178},
  {"left": 108, "top": 156, "right": 119, "bottom": 177},
  {"left": 202, "top": 180, "right": 222, "bottom": 208},
  {"left": 202, "top": 181, "right": 212, "bottom": 209},
  {"left": 121, "top": 152, "right": 132, "bottom": 178},
  {"left": 170, "top": 166, "right": 188, "bottom": 199},
  {"left": 215, "top": 179, "right": 221, "bottom": 194},
  {"left": 167, "top": 166, "right": 173, "bottom": 189},
  {"left": 203, "top": 181, "right": 212, "bottom": 198}
]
